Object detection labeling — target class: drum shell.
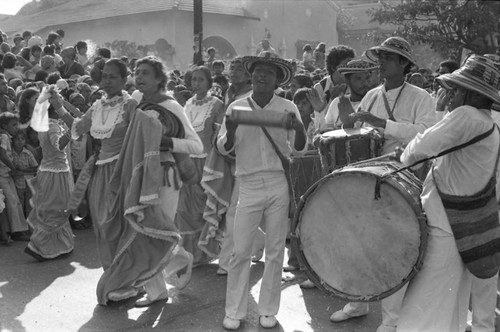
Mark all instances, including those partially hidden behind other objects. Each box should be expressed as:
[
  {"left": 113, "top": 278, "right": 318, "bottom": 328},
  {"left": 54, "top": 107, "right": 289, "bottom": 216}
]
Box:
[
  {"left": 291, "top": 161, "right": 427, "bottom": 302},
  {"left": 289, "top": 151, "right": 323, "bottom": 206},
  {"left": 315, "top": 128, "right": 384, "bottom": 176}
]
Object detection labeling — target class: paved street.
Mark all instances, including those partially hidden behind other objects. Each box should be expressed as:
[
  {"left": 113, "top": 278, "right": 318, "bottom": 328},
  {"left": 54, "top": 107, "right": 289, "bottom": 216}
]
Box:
[{"left": 0, "top": 228, "right": 384, "bottom": 332}]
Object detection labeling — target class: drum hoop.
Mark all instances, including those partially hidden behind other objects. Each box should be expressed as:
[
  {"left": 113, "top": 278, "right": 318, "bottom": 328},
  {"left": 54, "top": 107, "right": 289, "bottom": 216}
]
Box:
[{"left": 291, "top": 164, "right": 428, "bottom": 302}]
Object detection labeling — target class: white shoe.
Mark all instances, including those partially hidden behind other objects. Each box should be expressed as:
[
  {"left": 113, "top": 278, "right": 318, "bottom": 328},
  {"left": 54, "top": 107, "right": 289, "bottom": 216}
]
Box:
[
  {"left": 222, "top": 316, "right": 240, "bottom": 330},
  {"left": 134, "top": 291, "right": 168, "bottom": 307},
  {"left": 330, "top": 307, "right": 369, "bottom": 322},
  {"left": 108, "top": 287, "right": 139, "bottom": 302},
  {"left": 259, "top": 315, "right": 278, "bottom": 328}
]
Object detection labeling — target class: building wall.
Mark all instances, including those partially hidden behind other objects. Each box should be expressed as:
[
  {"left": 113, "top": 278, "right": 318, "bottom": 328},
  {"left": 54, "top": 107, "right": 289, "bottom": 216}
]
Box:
[{"left": 244, "top": 0, "right": 339, "bottom": 60}]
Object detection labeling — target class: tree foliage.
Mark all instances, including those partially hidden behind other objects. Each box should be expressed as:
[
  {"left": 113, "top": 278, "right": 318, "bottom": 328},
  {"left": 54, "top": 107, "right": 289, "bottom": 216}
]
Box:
[{"left": 368, "top": 0, "right": 500, "bottom": 61}]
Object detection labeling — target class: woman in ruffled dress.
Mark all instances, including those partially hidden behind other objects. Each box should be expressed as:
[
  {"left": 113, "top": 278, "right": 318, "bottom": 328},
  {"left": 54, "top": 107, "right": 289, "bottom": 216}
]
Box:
[
  {"left": 175, "top": 66, "right": 225, "bottom": 266},
  {"left": 126, "top": 55, "right": 203, "bottom": 306},
  {"left": 24, "top": 93, "right": 74, "bottom": 261}
]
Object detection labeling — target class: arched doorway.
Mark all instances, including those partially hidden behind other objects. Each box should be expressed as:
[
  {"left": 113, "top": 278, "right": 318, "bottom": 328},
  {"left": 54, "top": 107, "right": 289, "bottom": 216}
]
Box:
[{"left": 203, "top": 36, "right": 237, "bottom": 60}]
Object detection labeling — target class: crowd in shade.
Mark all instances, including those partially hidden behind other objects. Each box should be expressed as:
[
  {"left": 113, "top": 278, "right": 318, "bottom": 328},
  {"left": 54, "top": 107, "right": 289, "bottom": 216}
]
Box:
[{"left": 1, "top": 25, "right": 500, "bottom": 332}]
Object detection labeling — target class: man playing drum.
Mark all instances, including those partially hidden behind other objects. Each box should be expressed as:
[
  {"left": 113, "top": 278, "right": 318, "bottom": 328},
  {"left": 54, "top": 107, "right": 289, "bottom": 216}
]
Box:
[
  {"left": 324, "top": 58, "right": 379, "bottom": 129},
  {"left": 331, "top": 37, "right": 436, "bottom": 332},
  {"left": 396, "top": 54, "right": 500, "bottom": 331},
  {"left": 299, "top": 58, "right": 379, "bottom": 290},
  {"left": 217, "top": 52, "right": 307, "bottom": 330}
]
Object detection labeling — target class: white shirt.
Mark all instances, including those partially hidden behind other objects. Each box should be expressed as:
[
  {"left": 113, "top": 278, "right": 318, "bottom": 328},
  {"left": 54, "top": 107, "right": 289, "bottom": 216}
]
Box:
[
  {"left": 324, "top": 97, "right": 361, "bottom": 129},
  {"left": 358, "top": 82, "right": 436, "bottom": 154},
  {"left": 401, "top": 106, "right": 500, "bottom": 233},
  {"left": 217, "top": 94, "right": 307, "bottom": 177}
]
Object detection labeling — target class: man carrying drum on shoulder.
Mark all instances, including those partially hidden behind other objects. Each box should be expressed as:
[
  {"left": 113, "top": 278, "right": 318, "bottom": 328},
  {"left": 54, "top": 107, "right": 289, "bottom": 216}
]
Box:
[
  {"left": 395, "top": 54, "right": 500, "bottom": 331},
  {"left": 331, "top": 37, "right": 436, "bottom": 332}
]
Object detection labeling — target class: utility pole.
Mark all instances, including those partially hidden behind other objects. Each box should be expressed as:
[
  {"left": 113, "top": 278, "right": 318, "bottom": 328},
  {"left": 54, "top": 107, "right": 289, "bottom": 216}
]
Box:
[{"left": 193, "top": 0, "right": 203, "bottom": 65}]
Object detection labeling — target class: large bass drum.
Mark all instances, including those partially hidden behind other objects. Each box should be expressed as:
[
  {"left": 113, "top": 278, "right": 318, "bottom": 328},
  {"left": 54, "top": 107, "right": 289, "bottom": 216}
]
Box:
[{"left": 291, "top": 161, "right": 427, "bottom": 302}]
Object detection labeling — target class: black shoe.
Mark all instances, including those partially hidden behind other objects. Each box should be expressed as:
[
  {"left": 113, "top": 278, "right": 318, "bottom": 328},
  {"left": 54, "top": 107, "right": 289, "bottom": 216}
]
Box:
[
  {"left": 11, "top": 231, "right": 31, "bottom": 241},
  {"left": 24, "top": 246, "right": 48, "bottom": 262}
]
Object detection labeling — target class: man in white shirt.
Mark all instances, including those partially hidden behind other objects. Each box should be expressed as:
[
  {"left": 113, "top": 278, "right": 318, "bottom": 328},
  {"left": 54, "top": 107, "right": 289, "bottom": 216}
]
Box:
[
  {"left": 217, "top": 52, "right": 306, "bottom": 330},
  {"left": 331, "top": 37, "right": 436, "bottom": 332},
  {"left": 397, "top": 54, "right": 500, "bottom": 331}
]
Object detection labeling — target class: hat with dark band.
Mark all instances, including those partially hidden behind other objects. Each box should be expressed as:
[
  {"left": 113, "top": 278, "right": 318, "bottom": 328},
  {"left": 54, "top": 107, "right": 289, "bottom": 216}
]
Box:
[
  {"left": 241, "top": 51, "right": 293, "bottom": 87},
  {"left": 364, "top": 36, "right": 417, "bottom": 67},
  {"left": 436, "top": 54, "right": 500, "bottom": 106},
  {"left": 337, "top": 58, "right": 379, "bottom": 76}
]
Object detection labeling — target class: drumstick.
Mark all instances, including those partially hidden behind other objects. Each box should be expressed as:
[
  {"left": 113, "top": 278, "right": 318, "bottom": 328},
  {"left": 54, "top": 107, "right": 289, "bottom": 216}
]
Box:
[{"left": 348, "top": 152, "right": 398, "bottom": 166}]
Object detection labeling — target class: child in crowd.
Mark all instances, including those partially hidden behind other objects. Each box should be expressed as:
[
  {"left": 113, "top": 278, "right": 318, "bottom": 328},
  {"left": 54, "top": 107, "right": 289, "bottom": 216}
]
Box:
[
  {"left": 212, "top": 60, "right": 225, "bottom": 78},
  {"left": 292, "top": 88, "right": 317, "bottom": 150},
  {"left": 11, "top": 131, "right": 38, "bottom": 218},
  {"left": 0, "top": 112, "right": 30, "bottom": 241}
]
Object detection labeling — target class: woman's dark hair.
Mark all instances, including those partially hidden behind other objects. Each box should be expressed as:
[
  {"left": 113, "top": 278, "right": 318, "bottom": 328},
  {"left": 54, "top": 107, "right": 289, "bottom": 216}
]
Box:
[
  {"left": 43, "top": 45, "right": 55, "bottom": 56},
  {"left": 293, "top": 87, "right": 312, "bottom": 104},
  {"left": 20, "top": 48, "right": 31, "bottom": 61},
  {"left": 97, "top": 48, "right": 111, "bottom": 59},
  {"left": 34, "top": 70, "right": 49, "bottom": 83},
  {"left": 46, "top": 32, "right": 61, "bottom": 45},
  {"left": 56, "top": 29, "right": 65, "bottom": 38},
  {"left": 104, "top": 58, "right": 128, "bottom": 79},
  {"left": 292, "top": 74, "right": 313, "bottom": 89},
  {"left": 0, "top": 112, "right": 19, "bottom": 129},
  {"left": 192, "top": 65, "right": 213, "bottom": 89},
  {"left": 212, "top": 60, "right": 224, "bottom": 69},
  {"left": 47, "top": 72, "right": 61, "bottom": 85},
  {"left": 75, "top": 41, "right": 87, "bottom": 52},
  {"left": 303, "top": 44, "right": 312, "bottom": 52},
  {"left": 326, "top": 45, "right": 355, "bottom": 76},
  {"left": 135, "top": 56, "right": 168, "bottom": 90},
  {"left": 30, "top": 45, "right": 42, "bottom": 55},
  {"left": 22, "top": 30, "right": 32, "bottom": 40},
  {"left": 18, "top": 87, "right": 39, "bottom": 125},
  {"left": 1, "top": 52, "right": 17, "bottom": 69}
]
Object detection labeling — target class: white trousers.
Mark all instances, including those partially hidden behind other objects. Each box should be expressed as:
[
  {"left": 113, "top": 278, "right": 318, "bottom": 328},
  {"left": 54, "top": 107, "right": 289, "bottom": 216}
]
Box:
[
  {"left": 218, "top": 177, "right": 266, "bottom": 271},
  {"left": 470, "top": 274, "right": 498, "bottom": 332},
  {"left": 397, "top": 228, "right": 472, "bottom": 332},
  {"left": 225, "top": 172, "right": 289, "bottom": 319}
]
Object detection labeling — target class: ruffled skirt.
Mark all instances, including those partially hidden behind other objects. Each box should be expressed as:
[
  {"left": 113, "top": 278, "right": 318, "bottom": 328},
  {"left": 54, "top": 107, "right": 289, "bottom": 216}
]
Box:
[{"left": 27, "top": 171, "right": 74, "bottom": 259}]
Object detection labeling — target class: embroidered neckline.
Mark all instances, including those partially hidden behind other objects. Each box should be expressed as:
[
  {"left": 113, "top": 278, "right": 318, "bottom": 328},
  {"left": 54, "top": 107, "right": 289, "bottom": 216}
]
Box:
[
  {"left": 90, "top": 92, "right": 130, "bottom": 139},
  {"left": 100, "top": 94, "right": 125, "bottom": 108},
  {"left": 190, "top": 93, "right": 212, "bottom": 106}
]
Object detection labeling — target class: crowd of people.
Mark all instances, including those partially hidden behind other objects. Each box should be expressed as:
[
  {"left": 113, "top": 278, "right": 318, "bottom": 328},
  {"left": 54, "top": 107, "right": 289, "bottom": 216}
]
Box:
[{"left": 1, "top": 26, "right": 500, "bottom": 331}]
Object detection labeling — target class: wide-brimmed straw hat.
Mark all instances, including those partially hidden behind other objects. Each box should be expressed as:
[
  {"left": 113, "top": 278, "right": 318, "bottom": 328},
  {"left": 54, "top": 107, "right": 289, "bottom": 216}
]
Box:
[
  {"left": 436, "top": 54, "right": 500, "bottom": 106},
  {"left": 241, "top": 51, "right": 293, "bottom": 87},
  {"left": 364, "top": 36, "right": 417, "bottom": 67},
  {"left": 337, "top": 58, "right": 379, "bottom": 76}
]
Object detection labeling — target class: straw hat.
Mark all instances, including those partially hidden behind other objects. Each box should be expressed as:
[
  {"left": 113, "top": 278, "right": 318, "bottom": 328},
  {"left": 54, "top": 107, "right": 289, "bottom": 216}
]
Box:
[
  {"left": 337, "top": 58, "right": 379, "bottom": 76},
  {"left": 436, "top": 54, "right": 500, "bottom": 106},
  {"left": 241, "top": 51, "right": 293, "bottom": 87},
  {"left": 364, "top": 36, "right": 417, "bottom": 67}
]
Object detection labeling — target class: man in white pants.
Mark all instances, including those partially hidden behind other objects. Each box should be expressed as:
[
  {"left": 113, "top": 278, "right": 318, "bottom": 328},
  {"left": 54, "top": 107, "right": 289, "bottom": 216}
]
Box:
[
  {"left": 333, "top": 37, "right": 436, "bottom": 332},
  {"left": 217, "top": 51, "right": 306, "bottom": 330}
]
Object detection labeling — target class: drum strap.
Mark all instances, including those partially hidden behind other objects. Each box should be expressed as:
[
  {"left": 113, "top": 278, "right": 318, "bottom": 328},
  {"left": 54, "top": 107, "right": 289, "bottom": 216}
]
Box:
[
  {"left": 381, "top": 83, "right": 406, "bottom": 122},
  {"left": 390, "top": 124, "right": 497, "bottom": 177},
  {"left": 246, "top": 97, "right": 296, "bottom": 216}
]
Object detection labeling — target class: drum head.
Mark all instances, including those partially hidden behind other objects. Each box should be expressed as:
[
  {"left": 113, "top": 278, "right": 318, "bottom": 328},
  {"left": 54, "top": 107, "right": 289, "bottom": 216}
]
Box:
[{"left": 294, "top": 165, "right": 426, "bottom": 302}]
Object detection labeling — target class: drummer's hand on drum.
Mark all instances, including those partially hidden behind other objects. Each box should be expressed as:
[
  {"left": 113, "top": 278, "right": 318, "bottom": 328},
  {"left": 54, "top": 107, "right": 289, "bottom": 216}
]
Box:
[
  {"left": 338, "top": 92, "right": 355, "bottom": 128},
  {"left": 306, "top": 89, "right": 324, "bottom": 112},
  {"left": 350, "top": 112, "right": 387, "bottom": 128}
]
